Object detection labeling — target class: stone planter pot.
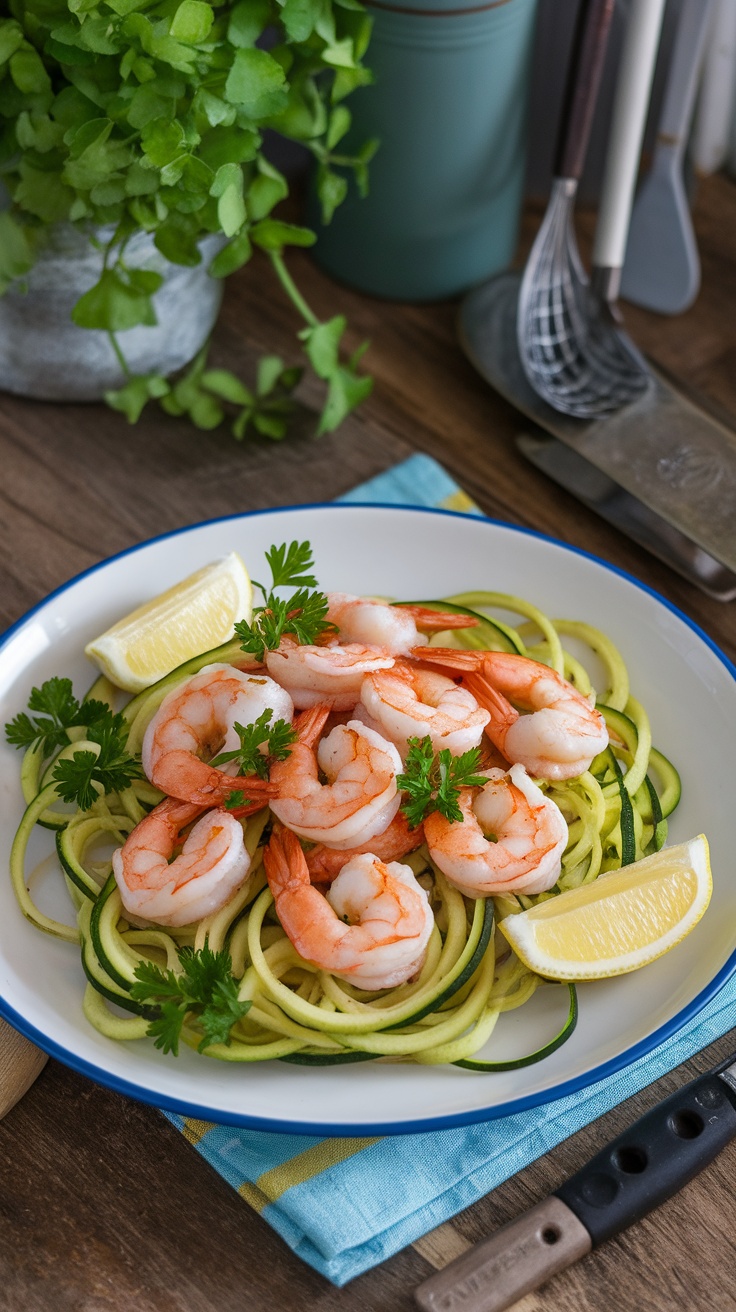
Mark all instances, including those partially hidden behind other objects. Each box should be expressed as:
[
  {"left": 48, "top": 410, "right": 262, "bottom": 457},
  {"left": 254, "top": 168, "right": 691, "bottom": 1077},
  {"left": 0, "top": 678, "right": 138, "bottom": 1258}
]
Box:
[{"left": 0, "top": 224, "right": 224, "bottom": 402}]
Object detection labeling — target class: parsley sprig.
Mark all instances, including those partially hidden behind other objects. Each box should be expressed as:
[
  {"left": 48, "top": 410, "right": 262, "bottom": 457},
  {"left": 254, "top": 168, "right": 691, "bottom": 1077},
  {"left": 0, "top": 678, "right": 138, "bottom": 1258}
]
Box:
[
  {"left": 5, "top": 677, "right": 141, "bottom": 811},
  {"left": 130, "top": 945, "right": 252, "bottom": 1056},
  {"left": 53, "top": 715, "right": 142, "bottom": 812},
  {"left": 234, "top": 540, "right": 337, "bottom": 662},
  {"left": 5, "top": 677, "right": 111, "bottom": 757},
  {"left": 211, "top": 708, "right": 296, "bottom": 778},
  {"left": 397, "top": 738, "right": 487, "bottom": 827}
]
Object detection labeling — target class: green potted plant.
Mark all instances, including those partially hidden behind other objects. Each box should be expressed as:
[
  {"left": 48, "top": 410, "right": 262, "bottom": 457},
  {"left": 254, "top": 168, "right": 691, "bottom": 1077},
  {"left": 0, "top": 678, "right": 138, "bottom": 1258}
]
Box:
[{"left": 0, "top": 0, "right": 376, "bottom": 438}]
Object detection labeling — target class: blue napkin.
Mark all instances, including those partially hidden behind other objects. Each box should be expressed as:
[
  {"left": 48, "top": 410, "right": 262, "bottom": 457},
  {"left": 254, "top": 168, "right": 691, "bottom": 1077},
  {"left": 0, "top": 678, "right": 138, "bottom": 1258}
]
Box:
[{"left": 165, "top": 453, "right": 736, "bottom": 1286}]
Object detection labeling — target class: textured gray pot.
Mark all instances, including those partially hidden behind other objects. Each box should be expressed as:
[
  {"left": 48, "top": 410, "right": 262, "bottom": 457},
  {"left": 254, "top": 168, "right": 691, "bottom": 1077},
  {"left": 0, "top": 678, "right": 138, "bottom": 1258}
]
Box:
[{"left": 0, "top": 224, "right": 224, "bottom": 402}]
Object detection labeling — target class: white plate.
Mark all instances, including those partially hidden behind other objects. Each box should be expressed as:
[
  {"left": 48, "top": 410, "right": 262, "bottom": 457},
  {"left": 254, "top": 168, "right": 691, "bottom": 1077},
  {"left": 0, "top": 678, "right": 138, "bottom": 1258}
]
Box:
[{"left": 1, "top": 505, "right": 734, "bottom": 1135}]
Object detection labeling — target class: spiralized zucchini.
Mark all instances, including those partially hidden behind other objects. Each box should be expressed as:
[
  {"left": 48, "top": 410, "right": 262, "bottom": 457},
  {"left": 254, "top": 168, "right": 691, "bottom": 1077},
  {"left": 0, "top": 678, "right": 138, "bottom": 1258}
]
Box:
[{"left": 9, "top": 594, "right": 681, "bottom": 1069}]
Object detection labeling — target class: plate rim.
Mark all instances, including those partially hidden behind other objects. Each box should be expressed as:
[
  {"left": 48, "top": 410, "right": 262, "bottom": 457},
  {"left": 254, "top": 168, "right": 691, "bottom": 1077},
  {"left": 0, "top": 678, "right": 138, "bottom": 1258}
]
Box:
[{"left": 2, "top": 500, "right": 734, "bottom": 1136}]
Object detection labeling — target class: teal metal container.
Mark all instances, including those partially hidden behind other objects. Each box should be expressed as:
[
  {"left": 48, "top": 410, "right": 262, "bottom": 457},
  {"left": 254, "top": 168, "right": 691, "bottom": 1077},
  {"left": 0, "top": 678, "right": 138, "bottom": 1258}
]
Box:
[{"left": 313, "top": 0, "right": 539, "bottom": 301}]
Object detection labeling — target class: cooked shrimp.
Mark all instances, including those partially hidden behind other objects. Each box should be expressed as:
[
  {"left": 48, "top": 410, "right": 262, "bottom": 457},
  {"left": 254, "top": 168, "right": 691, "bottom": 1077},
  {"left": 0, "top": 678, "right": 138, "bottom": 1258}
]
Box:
[
  {"left": 263, "top": 827, "right": 434, "bottom": 990},
  {"left": 142, "top": 663, "right": 292, "bottom": 804},
  {"left": 414, "top": 648, "right": 608, "bottom": 781},
  {"left": 269, "top": 704, "right": 403, "bottom": 848},
  {"left": 326, "top": 593, "right": 477, "bottom": 657},
  {"left": 265, "top": 637, "right": 394, "bottom": 711},
  {"left": 306, "top": 811, "right": 424, "bottom": 883},
  {"left": 424, "top": 764, "right": 568, "bottom": 897},
  {"left": 112, "top": 796, "right": 252, "bottom": 927},
  {"left": 358, "top": 661, "right": 490, "bottom": 758}
]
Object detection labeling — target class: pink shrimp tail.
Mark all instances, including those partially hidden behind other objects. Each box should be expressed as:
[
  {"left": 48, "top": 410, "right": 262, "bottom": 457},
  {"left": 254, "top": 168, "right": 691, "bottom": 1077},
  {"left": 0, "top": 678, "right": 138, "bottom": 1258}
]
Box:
[
  {"left": 293, "top": 702, "right": 332, "bottom": 748},
  {"left": 396, "top": 606, "right": 478, "bottom": 631},
  {"left": 306, "top": 813, "right": 425, "bottom": 884},
  {"left": 462, "top": 671, "right": 519, "bottom": 751},
  {"left": 410, "top": 645, "right": 482, "bottom": 670},
  {"left": 263, "top": 825, "right": 308, "bottom": 897},
  {"left": 171, "top": 766, "right": 278, "bottom": 808}
]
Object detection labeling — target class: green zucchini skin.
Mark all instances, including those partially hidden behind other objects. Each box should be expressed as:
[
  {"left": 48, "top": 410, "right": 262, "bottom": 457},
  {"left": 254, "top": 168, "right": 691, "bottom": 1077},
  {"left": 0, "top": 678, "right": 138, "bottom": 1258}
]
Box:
[
  {"left": 89, "top": 875, "right": 138, "bottom": 991},
  {"left": 454, "top": 984, "right": 578, "bottom": 1071},
  {"left": 277, "top": 901, "right": 495, "bottom": 1065},
  {"left": 392, "top": 599, "right": 525, "bottom": 655},
  {"left": 56, "top": 828, "right": 100, "bottom": 901}
]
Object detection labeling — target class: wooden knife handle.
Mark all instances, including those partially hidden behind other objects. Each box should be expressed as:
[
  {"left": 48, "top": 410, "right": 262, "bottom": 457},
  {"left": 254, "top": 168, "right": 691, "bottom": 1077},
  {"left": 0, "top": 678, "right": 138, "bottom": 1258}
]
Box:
[
  {"left": 414, "top": 1196, "right": 591, "bottom": 1312},
  {"left": 0, "top": 1018, "right": 47, "bottom": 1120}
]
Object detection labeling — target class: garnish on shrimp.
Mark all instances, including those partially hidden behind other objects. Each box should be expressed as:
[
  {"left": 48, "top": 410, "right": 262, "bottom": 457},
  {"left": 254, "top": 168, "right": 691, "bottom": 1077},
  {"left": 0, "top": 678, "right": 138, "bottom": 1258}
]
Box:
[
  {"left": 424, "top": 764, "right": 568, "bottom": 897},
  {"left": 141, "top": 663, "right": 290, "bottom": 805},
  {"left": 235, "top": 540, "right": 338, "bottom": 661}
]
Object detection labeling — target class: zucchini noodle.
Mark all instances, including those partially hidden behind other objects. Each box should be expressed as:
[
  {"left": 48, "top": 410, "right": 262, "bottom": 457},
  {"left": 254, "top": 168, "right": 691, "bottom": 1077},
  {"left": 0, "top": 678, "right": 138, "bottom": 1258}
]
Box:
[{"left": 8, "top": 593, "right": 681, "bottom": 1070}]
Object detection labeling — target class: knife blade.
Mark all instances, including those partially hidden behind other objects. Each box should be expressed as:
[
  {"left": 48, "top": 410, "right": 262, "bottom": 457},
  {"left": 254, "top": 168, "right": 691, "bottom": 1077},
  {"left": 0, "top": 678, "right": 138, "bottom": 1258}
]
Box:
[
  {"left": 414, "top": 1053, "right": 736, "bottom": 1312},
  {"left": 515, "top": 428, "right": 736, "bottom": 602}
]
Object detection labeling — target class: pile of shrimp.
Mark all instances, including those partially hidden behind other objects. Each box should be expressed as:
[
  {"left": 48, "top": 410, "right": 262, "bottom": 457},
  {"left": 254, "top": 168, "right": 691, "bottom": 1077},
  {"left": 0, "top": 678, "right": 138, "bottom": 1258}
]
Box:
[{"left": 24, "top": 587, "right": 675, "bottom": 1066}]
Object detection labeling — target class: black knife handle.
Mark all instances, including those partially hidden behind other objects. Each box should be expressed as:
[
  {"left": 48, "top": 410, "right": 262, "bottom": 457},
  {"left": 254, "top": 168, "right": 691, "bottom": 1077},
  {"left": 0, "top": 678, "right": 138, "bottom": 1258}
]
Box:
[{"left": 556, "top": 1070, "right": 736, "bottom": 1246}]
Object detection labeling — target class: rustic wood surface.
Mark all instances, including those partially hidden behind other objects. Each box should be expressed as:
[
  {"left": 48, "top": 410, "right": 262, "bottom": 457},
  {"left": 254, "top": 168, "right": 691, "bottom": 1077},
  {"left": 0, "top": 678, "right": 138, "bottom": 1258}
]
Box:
[{"left": 1, "top": 172, "right": 736, "bottom": 1312}]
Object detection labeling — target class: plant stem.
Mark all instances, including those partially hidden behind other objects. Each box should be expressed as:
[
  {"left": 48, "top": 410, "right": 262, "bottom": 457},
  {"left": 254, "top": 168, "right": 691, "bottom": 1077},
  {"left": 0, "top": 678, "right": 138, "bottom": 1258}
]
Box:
[
  {"left": 108, "top": 331, "right": 131, "bottom": 379},
  {"left": 269, "top": 251, "right": 319, "bottom": 329}
]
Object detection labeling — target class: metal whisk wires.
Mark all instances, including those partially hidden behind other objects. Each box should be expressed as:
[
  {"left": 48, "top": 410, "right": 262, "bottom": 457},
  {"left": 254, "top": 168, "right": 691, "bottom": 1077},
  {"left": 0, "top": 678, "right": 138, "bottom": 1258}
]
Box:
[{"left": 517, "top": 179, "right": 649, "bottom": 419}]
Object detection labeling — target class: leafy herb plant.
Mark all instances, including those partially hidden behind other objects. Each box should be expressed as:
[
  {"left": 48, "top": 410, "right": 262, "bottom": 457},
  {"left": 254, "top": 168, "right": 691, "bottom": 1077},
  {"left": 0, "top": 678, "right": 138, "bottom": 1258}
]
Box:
[{"left": 0, "top": 0, "right": 376, "bottom": 437}]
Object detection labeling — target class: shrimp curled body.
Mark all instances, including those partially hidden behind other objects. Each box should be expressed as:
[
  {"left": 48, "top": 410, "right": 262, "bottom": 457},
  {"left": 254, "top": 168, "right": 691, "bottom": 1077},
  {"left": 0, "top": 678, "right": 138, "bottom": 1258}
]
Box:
[
  {"left": 264, "top": 827, "right": 434, "bottom": 990},
  {"left": 142, "top": 663, "right": 292, "bottom": 804},
  {"left": 424, "top": 764, "right": 568, "bottom": 897},
  {"left": 265, "top": 638, "right": 394, "bottom": 711},
  {"left": 326, "top": 593, "right": 478, "bottom": 657},
  {"left": 358, "top": 663, "right": 490, "bottom": 759},
  {"left": 112, "top": 796, "right": 251, "bottom": 927},
  {"left": 415, "top": 648, "right": 608, "bottom": 781},
  {"left": 269, "top": 705, "right": 403, "bottom": 848}
]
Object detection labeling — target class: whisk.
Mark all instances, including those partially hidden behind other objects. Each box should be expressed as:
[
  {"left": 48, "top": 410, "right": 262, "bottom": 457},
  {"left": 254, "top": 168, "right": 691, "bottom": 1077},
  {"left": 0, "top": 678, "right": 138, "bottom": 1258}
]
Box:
[{"left": 517, "top": 0, "right": 656, "bottom": 419}]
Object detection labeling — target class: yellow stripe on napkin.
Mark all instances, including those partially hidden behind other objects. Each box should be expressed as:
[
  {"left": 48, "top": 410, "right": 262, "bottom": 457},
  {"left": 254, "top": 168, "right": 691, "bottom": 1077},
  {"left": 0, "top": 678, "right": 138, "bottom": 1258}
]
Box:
[{"left": 255, "top": 1137, "right": 381, "bottom": 1205}]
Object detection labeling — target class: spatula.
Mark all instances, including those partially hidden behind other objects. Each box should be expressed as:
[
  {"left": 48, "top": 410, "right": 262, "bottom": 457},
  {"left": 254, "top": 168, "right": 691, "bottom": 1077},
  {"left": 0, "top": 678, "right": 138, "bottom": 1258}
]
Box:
[{"left": 620, "top": 0, "right": 715, "bottom": 314}]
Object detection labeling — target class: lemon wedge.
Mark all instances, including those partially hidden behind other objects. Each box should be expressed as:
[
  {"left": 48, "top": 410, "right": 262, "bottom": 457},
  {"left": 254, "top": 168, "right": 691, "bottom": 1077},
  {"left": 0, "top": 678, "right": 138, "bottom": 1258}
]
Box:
[
  {"left": 499, "top": 835, "right": 712, "bottom": 981},
  {"left": 85, "top": 552, "right": 252, "bottom": 693}
]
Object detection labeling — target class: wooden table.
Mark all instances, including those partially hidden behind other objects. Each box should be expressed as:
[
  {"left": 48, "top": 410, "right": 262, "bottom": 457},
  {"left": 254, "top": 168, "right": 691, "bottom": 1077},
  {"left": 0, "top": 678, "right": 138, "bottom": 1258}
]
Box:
[{"left": 1, "top": 174, "right": 736, "bottom": 1312}]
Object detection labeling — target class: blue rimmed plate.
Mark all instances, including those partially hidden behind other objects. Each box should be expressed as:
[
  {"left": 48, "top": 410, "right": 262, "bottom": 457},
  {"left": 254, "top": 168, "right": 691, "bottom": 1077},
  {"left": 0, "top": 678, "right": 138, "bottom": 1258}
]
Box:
[{"left": 0, "top": 504, "right": 734, "bottom": 1135}]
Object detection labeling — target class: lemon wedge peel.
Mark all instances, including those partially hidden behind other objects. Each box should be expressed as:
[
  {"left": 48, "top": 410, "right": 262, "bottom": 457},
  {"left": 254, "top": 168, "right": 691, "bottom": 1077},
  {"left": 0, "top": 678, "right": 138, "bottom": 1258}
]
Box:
[
  {"left": 84, "top": 552, "right": 252, "bottom": 693},
  {"left": 499, "top": 835, "right": 712, "bottom": 982}
]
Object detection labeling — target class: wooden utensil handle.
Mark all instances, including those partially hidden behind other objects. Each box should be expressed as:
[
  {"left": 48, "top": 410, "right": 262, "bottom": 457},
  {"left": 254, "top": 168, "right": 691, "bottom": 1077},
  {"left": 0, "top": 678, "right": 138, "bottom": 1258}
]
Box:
[
  {"left": 0, "top": 1018, "right": 47, "bottom": 1119},
  {"left": 555, "top": 0, "right": 617, "bottom": 181},
  {"left": 414, "top": 1196, "right": 591, "bottom": 1312}
]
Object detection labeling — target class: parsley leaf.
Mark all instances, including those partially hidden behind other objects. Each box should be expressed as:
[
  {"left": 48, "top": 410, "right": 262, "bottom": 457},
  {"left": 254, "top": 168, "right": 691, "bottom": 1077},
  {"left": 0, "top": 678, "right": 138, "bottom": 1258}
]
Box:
[
  {"left": 397, "top": 738, "right": 487, "bottom": 827},
  {"left": 235, "top": 541, "right": 337, "bottom": 661},
  {"left": 4, "top": 678, "right": 111, "bottom": 757},
  {"left": 262, "top": 540, "right": 319, "bottom": 590},
  {"left": 223, "top": 789, "right": 247, "bottom": 811},
  {"left": 52, "top": 712, "right": 142, "bottom": 812},
  {"left": 211, "top": 709, "right": 296, "bottom": 777},
  {"left": 131, "top": 945, "right": 251, "bottom": 1056}
]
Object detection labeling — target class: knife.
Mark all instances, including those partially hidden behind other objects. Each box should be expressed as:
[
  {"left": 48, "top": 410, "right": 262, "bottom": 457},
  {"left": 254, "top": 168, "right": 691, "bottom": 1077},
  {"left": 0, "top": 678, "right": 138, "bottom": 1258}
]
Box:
[
  {"left": 414, "top": 1052, "right": 736, "bottom": 1312},
  {"left": 515, "top": 428, "right": 736, "bottom": 602}
]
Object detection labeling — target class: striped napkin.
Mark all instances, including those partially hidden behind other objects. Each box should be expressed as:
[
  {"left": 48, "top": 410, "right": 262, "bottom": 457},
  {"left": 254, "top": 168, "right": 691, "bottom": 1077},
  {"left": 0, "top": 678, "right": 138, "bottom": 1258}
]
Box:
[{"left": 165, "top": 453, "right": 736, "bottom": 1286}]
